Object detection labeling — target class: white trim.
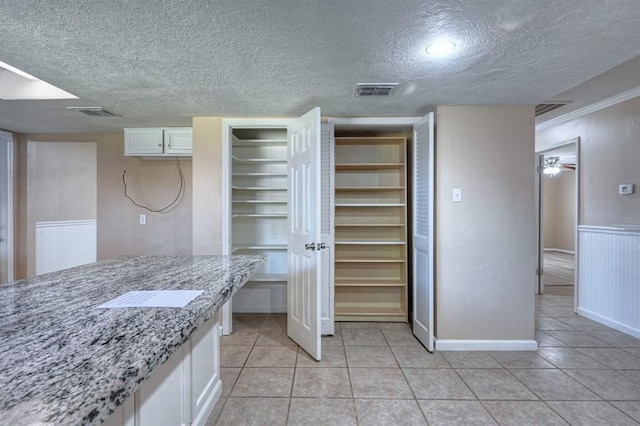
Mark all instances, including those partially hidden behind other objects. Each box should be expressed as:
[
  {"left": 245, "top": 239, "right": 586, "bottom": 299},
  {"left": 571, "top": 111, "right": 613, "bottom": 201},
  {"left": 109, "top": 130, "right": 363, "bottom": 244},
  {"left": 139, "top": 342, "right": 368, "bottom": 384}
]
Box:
[
  {"left": 435, "top": 340, "right": 538, "bottom": 351},
  {"left": 577, "top": 307, "right": 640, "bottom": 340},
  {"left": 536, "top": 85, "right": 640, "bottom": 131},
  {"left": 543, "top": 248, "right": 575, "bottom": 255},
  {"left": 0, "top": 130, "right": 14, "bottom": 283},
  {"left": 579, "top": 225, "right": 640, "bottom": 234},
  {"left": 327, "top": 116, "right": 422, "bottom": 127}
]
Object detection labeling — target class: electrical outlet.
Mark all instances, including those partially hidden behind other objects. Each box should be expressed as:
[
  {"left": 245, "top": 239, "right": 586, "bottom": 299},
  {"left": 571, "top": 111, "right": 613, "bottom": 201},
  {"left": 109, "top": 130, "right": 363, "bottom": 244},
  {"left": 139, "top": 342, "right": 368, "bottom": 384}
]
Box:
[
  {"left": 139, "top": 214, "right": 147, "bottom": 225},
  {"left": 619, "top": 184, "right": 635, "bottom": 195}
]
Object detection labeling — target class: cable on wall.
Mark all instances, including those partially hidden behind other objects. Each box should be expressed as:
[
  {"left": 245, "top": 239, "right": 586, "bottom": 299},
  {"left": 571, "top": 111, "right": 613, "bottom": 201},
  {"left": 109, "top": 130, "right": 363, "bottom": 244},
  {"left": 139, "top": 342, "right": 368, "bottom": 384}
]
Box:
[{"left": 122, "top": 157, "right": 185, "bottom": 213}]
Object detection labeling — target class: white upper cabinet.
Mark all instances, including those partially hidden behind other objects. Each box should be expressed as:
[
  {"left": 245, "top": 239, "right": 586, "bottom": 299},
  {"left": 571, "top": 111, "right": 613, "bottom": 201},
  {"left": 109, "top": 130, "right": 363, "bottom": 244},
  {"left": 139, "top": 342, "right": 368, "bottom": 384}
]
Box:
[{"left": 124, "top": 127, "right": 192, "bottom": 157}]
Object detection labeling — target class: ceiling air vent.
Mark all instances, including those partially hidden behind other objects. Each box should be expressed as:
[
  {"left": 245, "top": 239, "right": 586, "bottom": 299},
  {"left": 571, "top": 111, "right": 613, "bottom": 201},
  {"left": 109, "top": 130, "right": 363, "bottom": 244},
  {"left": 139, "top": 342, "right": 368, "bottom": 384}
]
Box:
[
  {"left": 67, "top": 106, "right": 120, "bottom": 117},
  {"left": 535, "top": 101, "right": 571, "bottom": 117},
  {"left": 355, "top": 83, "right": 399, "bottom": 96}
]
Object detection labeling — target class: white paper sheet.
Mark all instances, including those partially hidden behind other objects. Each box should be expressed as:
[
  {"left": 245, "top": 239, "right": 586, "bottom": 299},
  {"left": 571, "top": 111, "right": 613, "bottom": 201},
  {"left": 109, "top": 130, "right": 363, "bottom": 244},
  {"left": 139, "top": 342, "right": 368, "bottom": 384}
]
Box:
[{"left": 97, "top": 290, "right": 204, "bottom": 308}]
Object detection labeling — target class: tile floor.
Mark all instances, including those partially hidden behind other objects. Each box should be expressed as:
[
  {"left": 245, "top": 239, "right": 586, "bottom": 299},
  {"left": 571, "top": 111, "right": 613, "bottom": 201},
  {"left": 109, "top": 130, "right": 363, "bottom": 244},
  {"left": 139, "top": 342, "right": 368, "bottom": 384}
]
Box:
[{"left": 207, "top": 291, "right": 640, "bottom": 425}]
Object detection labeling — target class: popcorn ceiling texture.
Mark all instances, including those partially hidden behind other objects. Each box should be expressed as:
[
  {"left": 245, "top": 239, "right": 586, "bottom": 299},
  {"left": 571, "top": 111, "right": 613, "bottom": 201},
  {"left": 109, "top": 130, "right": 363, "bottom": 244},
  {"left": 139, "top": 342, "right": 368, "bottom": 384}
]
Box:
[
  {"left": 0, "top": 255, "right": 264, "bottom": 425},
  {"left": 1, "top": 1, "right": 640, "bottom": 133}
]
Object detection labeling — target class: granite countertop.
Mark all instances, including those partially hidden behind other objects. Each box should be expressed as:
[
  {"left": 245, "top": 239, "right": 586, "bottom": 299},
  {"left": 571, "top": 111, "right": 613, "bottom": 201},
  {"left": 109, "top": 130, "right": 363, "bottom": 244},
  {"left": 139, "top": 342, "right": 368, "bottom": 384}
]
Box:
[{"left": 0, "top": 255, "right": 264, "bottom": 425}]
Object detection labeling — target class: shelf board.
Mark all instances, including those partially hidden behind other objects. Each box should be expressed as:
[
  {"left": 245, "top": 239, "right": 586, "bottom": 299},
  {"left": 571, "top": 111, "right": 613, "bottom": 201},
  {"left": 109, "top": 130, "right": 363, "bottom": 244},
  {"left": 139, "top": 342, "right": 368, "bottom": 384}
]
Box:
[
  {"left": 232, "top": 172, "right": 287, "bottom": 177},
  {"left": 335, "top": 224, "right": 405, "bottom": 227},
  {"left": 249, "top": 273, "right": 288, "bottom": 282},
  {"left": 232, "top": 156, "right": 286, "bottom": 164},
  {"left": 334, "top": 306, "right": 406, "bottom": 316},
  {"left": 232, "top": 186, "right": 286, "bottom": 191},
  {"left": 335, "top": 258, "right": 406, "bottom": 263},
  {"left": 232, "top": 200, "right": 286, "bottom": 204},
  {"left": 232, "top": 214, "right": 287, "bottom": 218},
  {"left": 233, "top": 139, "right": 287, "bottom": 147},
  {"left": 335, "top": 186, "right": 404, "bottom": 192},
  {"left": 335, "top": 163, "right": 404, "bottom": 170},
  {"left": 335, "top": 203, "right": 405, "bottom": 207},
  {"left": 232, "top": 245, "right": 287, "bottom": 252},
  {"left": 334, "top": 241, "right": 406, "bottom": 245}
]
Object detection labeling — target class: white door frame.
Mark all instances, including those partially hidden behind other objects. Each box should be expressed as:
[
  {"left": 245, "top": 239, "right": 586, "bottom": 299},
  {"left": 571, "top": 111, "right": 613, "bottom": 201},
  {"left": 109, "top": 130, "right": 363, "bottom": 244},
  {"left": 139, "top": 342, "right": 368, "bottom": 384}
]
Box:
[
  {"left": 221, "top": 118, "right": 293, "bottom": 334},
  {"left": 535, "top": 138, "right": 580, "bottom": 306},
  {"left": 0, "top": 130, "right": 15, "bottom": 284}
]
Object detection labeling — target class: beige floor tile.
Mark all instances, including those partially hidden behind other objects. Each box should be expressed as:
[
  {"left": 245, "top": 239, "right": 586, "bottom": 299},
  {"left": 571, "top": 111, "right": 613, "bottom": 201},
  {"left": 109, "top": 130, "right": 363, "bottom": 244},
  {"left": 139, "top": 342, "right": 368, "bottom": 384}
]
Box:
[
  {"left": 564, "top": 369, "right": 640, "bottom": 400},
  {"left": 232, "top": 313, "right": 268, "bottom": 330},
  {"left": 231, "top": 367, "right": 294, "bottom": 397},
  {"left": 535, "top": 318, "right": 575, "bottom": 331},
  {"left": 345, "top": 345, "right": 397, "bottom": 367},
  {"left": 509, "top": 369, "right": 600, "bottom": 400},
  {"left": 204, "top": 396, "right": 226, "bottom": 426},
  {"left": 441, "top": 351, "right": 502, "bottom": 368},
  {"left": 255, "top": 328, "right": 297, "bottom": 346},
  {"left": 611, "top": 401, "right": 640, "bottom": 423},
  {"left": 342, "top": 328, "right": 387, "bottom": 345},
  {"left": 557, "top": 317, "right": 612, "bottom": 331},
  {"left": 419, "top": 400, "right": 497, "bottom": 425},
  {"left": 263, "top": 313, "right": 286, "bottom": 330},
  {"left": 378, "top": 322, "right": 412, "bottom": 331},
  {"left": 287, "top": 398, "right": 357, "bottom": 426},
  {"left": 575, "top": 347, "right": 640, "bottom": 369},
  {"left": 391, "top": 345, "right": 450, "bottom": 368},
  {"left": 619, "top": 369, "right": 640, "bottom": 384},
  {"left": 625, "top": 347, "right": 640, "bottom": 357},
  {"left": 245, "top": 345, "right": 298, "bottom": 367},
  {"left": 220, "top": 368, "right": 241, "bottom": 397},
  {"left": 457, "top": 369, "right": 538, "bottom": 400},
  {"left": 381, "top": 327, "right": 424, "bottom": 347},
  {"left": 339, "top": 322, "right": 380, "bottom": 330},
  {"left": 292, "top": 367, "right": 351, "bottom": 398},
  {"left": 349, "top": 367, "right": 413, "bottom": 398},
  {"left": 297, "top": 345, "right": 347, "bottom": 367},
  {"left": 321, "top": 330, "right": 344, "bottom": 346},
  {"left": 355, "top": 399, "right": 426, "bottom": 425},
  {"left": 220, "top": 345, "right": 252, "bottom": 367},
  {"left": 537, "top": 347, "right": 607, "bottom": 369},
  {"left": 586, "top": 330, "right": 640, "bottom": 348},
  {"left": 546, "top": 401, "right": 637, "bottom": 425},
  {"left": 489, "top": 351, "right": 555, "bottom": 369},
  {"left": 482, "top": 401, "right": 567, "bottom": 425},
  {"left": 536, "top": 330, "right": 568, "bottom": 347},
  {"left": 215, "top": 397, "right": 289, "bottom": 426},
  {"left": 404, "top": 368, "right": 475, "bottom": 399},
  {"left": 220, "top": 328, "right": 259, "bottom": 346},
  {"left": 545, "top": 331, "right": 611, "bottom": 348}
]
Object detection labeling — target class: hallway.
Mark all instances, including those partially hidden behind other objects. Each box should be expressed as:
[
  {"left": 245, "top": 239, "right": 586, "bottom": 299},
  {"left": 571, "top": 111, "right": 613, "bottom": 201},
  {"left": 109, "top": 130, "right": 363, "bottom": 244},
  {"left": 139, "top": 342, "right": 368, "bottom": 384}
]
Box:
[{"left": 208, "top": 288, "right": 640, "bottom": 425}]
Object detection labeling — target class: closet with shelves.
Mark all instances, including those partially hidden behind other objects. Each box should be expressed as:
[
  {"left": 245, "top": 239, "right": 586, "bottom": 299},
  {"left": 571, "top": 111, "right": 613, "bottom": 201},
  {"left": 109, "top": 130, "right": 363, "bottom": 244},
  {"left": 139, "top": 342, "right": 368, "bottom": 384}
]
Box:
[
  {"left": 230, "top": 128, "right": 289, "bottom": 311},
  {"left": 333, "top": 136, "right": 408, "bottom": 322}
]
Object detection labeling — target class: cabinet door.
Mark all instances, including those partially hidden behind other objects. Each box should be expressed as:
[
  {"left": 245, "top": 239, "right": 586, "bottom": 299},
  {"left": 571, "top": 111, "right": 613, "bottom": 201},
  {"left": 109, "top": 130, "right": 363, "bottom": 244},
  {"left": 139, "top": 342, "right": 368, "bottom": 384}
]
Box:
[
  {"left": 190, "top": 313, "right": 222, "bottom": 425},
  {"left": 124, "top": 128, "right": 164, "bottom": 155},
  {"left": 164, "top": 128, "right": 193, "bottom": 155}
]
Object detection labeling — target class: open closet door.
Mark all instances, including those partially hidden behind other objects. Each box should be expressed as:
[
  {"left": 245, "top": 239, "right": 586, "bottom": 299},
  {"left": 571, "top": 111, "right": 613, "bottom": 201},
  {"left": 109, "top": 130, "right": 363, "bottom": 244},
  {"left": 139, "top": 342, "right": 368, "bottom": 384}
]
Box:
[
  {"left": 412, "top": 113, "right": 435, "bottom": 352},
  {"left": 287, "top": 107, "right": 322, "bottom": 360}
]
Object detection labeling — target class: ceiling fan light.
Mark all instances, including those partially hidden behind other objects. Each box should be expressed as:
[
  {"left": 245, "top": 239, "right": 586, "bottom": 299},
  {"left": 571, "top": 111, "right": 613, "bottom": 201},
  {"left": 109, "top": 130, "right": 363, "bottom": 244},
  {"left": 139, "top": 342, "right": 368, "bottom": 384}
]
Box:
[{"left": 426, "top": 40, "right": 456, "bottom": 56}]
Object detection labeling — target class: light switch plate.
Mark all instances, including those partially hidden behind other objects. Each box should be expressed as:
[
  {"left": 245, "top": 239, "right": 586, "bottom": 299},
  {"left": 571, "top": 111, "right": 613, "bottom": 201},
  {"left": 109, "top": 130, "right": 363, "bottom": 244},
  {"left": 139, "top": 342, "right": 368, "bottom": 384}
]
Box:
[
  {"left": 619, "top": 184, "right": 635, "bottom": 195},
  {"left": 452, "top": 188, "right": 462, "bottom": 202},
  {"left": 139, "top": 214, "right": 147, "bottom": 224}
]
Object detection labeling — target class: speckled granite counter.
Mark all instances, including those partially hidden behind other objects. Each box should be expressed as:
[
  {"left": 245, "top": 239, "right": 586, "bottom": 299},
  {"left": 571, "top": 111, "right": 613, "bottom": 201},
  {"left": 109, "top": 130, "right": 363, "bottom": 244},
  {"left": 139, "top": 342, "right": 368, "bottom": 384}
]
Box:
[{"left": 0, "top": 255, "right": 264, "bottom": 425}]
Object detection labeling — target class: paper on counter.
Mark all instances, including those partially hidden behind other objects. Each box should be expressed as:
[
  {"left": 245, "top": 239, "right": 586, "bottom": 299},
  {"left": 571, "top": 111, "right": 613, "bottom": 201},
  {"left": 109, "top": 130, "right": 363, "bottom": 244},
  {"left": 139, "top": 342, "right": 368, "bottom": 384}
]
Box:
[{"left": 97, "top": 290, "right": 204, "bottom": 308}]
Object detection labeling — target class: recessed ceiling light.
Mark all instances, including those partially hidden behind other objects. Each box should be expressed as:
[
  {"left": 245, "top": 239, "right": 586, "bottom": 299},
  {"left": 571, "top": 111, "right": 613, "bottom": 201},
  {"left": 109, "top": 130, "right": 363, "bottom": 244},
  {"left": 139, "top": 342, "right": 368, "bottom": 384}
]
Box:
[{"left": 426, "top": 40, "right": 456, "bottom": 56}]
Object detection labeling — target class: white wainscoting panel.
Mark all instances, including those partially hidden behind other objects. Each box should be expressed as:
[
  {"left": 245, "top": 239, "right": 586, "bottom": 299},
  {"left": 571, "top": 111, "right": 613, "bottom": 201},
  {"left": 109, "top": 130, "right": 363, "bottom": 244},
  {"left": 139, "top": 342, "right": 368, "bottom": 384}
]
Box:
[
  {"left": 577, "top": 226, "right": 640, "bottom": 338},
  {"left": 36, "top": 220, "right": 97, "bottom": 275}
]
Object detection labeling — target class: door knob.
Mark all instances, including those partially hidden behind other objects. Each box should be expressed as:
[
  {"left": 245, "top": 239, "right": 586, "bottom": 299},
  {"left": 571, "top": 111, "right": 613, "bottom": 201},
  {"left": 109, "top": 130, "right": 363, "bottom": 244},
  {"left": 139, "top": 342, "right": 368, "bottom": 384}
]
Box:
[
  {"left": 317, "top": 243, "right": 326, "bottom": 250},
  {"left": 305, "top": 242, "right": 316, "bottom": 250}
]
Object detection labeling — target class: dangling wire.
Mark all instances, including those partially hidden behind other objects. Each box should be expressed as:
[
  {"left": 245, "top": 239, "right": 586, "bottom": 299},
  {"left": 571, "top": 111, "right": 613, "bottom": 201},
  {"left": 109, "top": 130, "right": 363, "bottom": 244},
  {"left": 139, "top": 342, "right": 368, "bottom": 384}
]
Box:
[{"left": 122, "top": 157, "right": 185, "bottom": 213}]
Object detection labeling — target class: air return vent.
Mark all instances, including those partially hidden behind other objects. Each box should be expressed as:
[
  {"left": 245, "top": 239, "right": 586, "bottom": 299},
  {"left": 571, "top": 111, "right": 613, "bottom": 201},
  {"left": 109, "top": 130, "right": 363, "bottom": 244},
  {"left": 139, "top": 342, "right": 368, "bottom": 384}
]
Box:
[
  {"left": 355, "top": 83, "right": 399, "bottom": 96},
  {"left": 67, "top": 106, "right": 120, "bottom": 117},
  {"left": 535, "top": 101, "right": 571, "bottom": 116}
]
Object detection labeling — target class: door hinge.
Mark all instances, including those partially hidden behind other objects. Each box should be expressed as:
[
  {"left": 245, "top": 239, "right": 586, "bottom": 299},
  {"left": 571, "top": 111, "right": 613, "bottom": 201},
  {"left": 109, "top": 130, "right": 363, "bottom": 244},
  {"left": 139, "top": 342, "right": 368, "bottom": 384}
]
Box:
[{"left": 536, "top": 268, "right": 543, "bottom": 276}]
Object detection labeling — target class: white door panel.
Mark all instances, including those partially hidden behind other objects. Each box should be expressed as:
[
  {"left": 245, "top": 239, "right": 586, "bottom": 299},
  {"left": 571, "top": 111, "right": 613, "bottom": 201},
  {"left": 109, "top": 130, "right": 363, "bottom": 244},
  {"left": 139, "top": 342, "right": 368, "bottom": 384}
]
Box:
[{"left": 287, "top": 108, "right": 322, "bottom": 360}]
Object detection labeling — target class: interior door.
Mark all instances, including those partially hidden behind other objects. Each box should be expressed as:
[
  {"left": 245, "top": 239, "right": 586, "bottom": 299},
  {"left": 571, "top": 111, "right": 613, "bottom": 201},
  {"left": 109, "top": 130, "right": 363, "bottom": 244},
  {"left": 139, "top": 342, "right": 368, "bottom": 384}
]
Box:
[
  {"left": 287, "top": 107, "right": 322, "bottom": 360},
  {"left": 412, "top": 113, "right": 435, "bottom": 352},
  {"left": 536, "top": 154, "right": 545, "bottom": 294},
  {"left": 0, "top": 131, "right": 13, "bottom": 284}
]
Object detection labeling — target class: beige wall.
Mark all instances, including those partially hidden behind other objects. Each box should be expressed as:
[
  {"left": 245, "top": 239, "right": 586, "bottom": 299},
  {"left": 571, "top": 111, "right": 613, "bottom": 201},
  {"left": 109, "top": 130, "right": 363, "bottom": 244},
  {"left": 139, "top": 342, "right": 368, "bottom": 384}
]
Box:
[
  {"left": 192, "top": 117, "right": 223, "bottom": 255},
  {"left": 537, "top": 96, "right": 640, "bottom": 226},
  {"left": 17, "top": 133, "right": 193, "bottom": 278},
  {"left": 543, "top": 170, "right": 576, "bottom": 251},
  {"left": 435, "top": 106, "right": 536, "bottom": 341}
]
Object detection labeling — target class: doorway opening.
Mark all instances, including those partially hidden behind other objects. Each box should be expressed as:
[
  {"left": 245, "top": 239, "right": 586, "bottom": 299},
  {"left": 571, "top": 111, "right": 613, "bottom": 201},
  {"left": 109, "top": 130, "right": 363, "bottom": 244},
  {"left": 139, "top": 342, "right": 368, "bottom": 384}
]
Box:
[
  {"left": 0, "top": 130, "right": 14, "bottom": 284},
  {"left": 535, "top": 138, "right": 580, "bottom": 305}
]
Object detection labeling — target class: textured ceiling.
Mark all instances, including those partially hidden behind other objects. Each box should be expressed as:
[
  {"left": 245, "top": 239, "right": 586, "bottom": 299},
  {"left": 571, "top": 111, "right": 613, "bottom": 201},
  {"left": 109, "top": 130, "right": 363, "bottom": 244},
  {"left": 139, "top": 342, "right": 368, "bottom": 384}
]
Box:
[{"left": 1, "top": 0, "right": 640, "bottom": 133}]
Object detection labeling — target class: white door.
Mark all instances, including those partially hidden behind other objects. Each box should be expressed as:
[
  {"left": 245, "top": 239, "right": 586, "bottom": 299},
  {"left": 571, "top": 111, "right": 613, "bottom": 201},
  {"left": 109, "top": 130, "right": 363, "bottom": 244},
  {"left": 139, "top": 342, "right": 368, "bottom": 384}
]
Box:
[
  {"left": 536, "top": 154, "right": 545, "bottom": 294},
  {"left": 412, "top": 113, "right": 435, "bottom": 352},
  {"left": 320, "top": 123, "right": 335, "bottom": 336},
  {"left": 287, "top": 107, "right": 322, "bottom": 360},
  {"left": 0, "top": 131, "right": 14, "bottom": 284}
]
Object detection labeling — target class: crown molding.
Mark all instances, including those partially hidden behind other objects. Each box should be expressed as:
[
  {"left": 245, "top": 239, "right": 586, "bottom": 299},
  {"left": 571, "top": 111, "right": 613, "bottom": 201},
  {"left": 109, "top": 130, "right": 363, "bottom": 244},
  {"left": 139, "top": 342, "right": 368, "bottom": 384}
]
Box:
[{"left": 535, "top": 85, "right": 640, "bottom": 132}]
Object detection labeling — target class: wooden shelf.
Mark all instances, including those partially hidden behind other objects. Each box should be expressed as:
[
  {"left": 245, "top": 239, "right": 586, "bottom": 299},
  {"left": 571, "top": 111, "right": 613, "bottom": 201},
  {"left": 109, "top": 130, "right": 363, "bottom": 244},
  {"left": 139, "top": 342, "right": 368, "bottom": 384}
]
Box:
[
  {"left": 335, "top": 224, "right": 404, "bottom": 227},
  {"left": 232, "top": 214, "right": 287, "bottom": 218},
  {"left": 334, "top": 278, "right": 406, "bottom": 286},
  {"left": 232, "top": 200, "right": 286, "bottom": 204},
  {"left": 335, "top": 186, "right": 404, "bottom": 191},
  {"left": 335, "top": 258, "right": 406, "bottom": 263},
  {"left": 335, "top": 306, "right": 406, "bottom": 316},
  {"left": 232, "top": 186, "right": 286, "bottom": 191},
  {"left": 233, "top": 138, "right": 287, "bottom": 147},
  {"left": 232, "top": 172, "right": 287, "bottom": 177},
  {"left": 232, "top": 156, "right": 286, "bottom": 164},
  {"left": 335, "top": 203, "right": 405, "bottom": 207}
]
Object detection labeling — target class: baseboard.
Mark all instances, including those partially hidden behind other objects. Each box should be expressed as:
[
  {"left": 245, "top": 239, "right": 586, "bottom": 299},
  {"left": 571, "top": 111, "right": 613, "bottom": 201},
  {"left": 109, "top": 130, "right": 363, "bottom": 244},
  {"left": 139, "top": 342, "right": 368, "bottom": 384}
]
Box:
[
  {"left": 543, "top": 248, "right": 575, "bottom": 255},
  {"left": 576, "top": 307, "right": 640, "bottom": 339},
  {"left": 192, "top": 379, "right": 222, "bottom": 426},
  {"left": 435, "top": 339, "right": 538, "bottom": 351}
]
